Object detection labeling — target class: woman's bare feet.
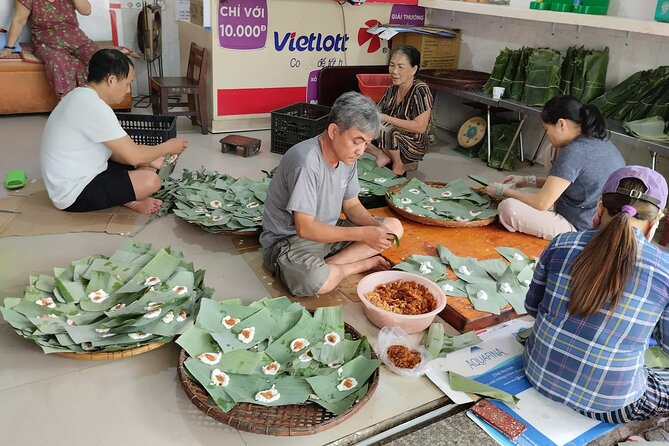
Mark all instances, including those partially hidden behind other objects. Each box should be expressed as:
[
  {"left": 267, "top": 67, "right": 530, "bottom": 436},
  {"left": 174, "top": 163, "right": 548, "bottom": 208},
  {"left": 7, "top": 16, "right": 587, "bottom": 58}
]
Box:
[
  {"left": 375, "top": 153, "right": 391, "bottom": 168},
  {"left": 370, "top": 255, "right": 392, "bottom": 272},
  {"left": 391, "top": 164, "right": 406, "bottom": 176},
  {"left": 149, "top": 156, "right": 165, "bottom": 170},
  {"left": 124, "top": 197, "right": 163, "bottom": 214}
]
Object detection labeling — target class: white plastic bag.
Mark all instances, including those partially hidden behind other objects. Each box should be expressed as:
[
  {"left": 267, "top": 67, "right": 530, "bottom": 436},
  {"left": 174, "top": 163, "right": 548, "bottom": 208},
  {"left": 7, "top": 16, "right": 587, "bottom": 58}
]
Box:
[{"left": 375, "top": 326, "right": 431, "bottom": 377}]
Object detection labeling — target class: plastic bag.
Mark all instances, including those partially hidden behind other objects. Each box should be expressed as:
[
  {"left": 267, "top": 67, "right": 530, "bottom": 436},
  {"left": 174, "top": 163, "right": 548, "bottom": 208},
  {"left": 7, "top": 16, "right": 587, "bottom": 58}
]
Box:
[{"left": 375, "top": 326, "right": 431, "bottom": 377}]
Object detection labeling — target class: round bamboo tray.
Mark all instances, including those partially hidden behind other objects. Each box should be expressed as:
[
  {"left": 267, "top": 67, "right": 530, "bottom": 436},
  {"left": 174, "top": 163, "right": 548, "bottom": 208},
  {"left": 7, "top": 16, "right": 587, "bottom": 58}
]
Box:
[
  {"left": 386, "top": 182, "right": 496, "bottom": 228},
  {"left": 56, "top": 341, "right": 167, "bottom": 360},
  {"left": 177, "top": 321, "right": 380, "bottom": 436}
]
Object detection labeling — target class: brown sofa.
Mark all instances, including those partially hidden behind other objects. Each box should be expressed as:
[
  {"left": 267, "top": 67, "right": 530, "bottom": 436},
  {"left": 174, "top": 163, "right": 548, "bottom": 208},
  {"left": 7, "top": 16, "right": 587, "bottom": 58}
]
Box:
[{"left": 0, "top": 58, "right": 131, "bottom": 115}]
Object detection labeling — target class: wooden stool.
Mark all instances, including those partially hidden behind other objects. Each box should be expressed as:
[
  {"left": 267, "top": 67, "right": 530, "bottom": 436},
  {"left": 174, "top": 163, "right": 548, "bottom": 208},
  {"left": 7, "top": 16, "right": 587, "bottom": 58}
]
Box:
[{"left": 220, "top": 135, "right": 261, "bottom": 157}]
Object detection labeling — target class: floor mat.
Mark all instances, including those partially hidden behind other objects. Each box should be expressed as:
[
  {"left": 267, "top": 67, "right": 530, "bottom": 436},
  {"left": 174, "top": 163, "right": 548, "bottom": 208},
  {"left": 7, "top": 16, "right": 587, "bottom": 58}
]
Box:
[
  {"left": 0, "top": 180, "right": 150, "bottom": 237},
  {"left": 232, "top": 236, "right": 362, "bottom": 311}
]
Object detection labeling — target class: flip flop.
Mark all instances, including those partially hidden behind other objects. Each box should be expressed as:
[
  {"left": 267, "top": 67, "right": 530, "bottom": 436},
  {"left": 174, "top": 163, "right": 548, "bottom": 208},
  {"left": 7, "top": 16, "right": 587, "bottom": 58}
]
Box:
[{"left": 5, "top": 169, "right": 27, "bottom": 190}]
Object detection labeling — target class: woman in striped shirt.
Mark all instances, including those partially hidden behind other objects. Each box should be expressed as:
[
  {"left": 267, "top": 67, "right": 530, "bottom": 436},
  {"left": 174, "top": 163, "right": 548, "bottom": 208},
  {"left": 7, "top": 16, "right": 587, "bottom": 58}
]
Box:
[{"left": 365, "top": 45, "right": 433, "bottom": 176}]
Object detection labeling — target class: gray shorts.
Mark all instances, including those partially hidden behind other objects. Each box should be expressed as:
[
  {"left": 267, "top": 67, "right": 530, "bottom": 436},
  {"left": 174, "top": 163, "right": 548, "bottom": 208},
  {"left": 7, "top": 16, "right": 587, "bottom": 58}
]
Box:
[{"left": 263, "top": 234, "right": 353, "bottom": 297}]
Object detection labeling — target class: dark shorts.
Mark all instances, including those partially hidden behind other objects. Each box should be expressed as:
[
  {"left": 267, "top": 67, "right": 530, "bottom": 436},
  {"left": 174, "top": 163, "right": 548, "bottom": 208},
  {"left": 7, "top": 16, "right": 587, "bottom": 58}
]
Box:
[{"left": 65, "top": 160, "right": 136, "bottom": 212}]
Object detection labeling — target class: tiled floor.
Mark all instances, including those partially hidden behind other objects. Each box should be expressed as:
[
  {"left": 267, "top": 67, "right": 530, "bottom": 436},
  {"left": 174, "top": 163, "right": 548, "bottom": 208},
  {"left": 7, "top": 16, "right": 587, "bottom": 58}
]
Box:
[{"left": 0, "top": 110, "right": 544, "bottom": 446}]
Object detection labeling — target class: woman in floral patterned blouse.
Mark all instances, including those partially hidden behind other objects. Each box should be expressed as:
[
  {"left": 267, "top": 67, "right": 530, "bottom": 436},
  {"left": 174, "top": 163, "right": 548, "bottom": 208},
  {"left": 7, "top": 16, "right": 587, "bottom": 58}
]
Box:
[{"left": 0, "top": 0, "right": 99, "bottom": 97}]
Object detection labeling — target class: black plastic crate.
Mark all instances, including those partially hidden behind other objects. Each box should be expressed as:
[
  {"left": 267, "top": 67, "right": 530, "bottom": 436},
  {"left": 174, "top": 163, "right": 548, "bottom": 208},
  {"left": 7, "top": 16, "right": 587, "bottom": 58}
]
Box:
[
  {"left": 270, "top": 102, "right": 331, "bottom": 154},
  {"left": 116, "top": 113, "right": 177, "bottom": 146}
]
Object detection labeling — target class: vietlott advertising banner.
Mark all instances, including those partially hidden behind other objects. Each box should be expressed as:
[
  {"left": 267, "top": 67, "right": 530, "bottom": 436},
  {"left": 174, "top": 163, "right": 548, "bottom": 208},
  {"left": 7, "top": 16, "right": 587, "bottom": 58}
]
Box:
[{"left": 210, "top": 0, "right": 426, "bottom": 128}]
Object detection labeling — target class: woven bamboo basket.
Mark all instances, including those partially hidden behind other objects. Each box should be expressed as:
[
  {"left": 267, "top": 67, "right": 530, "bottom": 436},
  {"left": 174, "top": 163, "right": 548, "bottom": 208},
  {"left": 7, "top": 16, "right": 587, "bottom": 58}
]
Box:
[
  {"left": 386, "top": 181, "right": 496, "bottom": 228},
  {"left": 56, "top": 341, "right": 167, "bottom": 360},
  {"left": 177, "top": 321, "right": 379, "bottom": 435}
]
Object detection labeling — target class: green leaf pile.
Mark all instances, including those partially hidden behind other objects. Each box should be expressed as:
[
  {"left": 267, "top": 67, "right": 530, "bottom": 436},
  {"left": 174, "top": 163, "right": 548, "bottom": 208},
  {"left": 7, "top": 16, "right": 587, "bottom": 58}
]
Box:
[
  {"left": 357, "top": 157, "right": 406, "bottom": 198},
  {"left": 394, "top": 245, "right": 537, "bottom": 315},
  {"left": 154, "top": 169, "right": 270, "bottom": 233},
  {"left": 387, "top": 178, "right": 497, "bottom": 222},
  {"left": 0, "top": 240, "right": 211, "bottom": 354},
  {"left": 178, "top": 298, "right": 380, "bottom": 415}
]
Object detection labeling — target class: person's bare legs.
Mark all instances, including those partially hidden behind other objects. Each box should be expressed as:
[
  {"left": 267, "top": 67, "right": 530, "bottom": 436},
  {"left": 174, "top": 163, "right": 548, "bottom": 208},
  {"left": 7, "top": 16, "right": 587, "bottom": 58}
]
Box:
[
  {"left": 365, "top": 143, "right": 391, "bottom": 168},
  {"left": 386, "top": 149, "right": 405, "bottom": 176},
  {"left": 318, "top": 256, "right": 390, "bottom": 294},
  {"left": 124, "top": 168, "right": 162, "bottom": 214},
  {"left": 317, "top": 217, "right": 404, "bottom": 294}
]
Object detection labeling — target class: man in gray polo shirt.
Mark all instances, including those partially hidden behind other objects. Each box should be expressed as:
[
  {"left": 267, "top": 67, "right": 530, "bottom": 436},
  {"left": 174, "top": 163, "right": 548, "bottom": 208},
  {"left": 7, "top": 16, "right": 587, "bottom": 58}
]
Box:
[{"left": 261, "top": 92, "right": 404, "bottom": 297}]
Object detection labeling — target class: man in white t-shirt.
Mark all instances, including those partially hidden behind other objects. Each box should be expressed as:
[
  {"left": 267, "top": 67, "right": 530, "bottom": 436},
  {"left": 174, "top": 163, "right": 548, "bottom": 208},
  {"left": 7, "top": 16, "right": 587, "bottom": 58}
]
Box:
[{"left": 40, "top": 49, "right": 188, "bottom": 214}]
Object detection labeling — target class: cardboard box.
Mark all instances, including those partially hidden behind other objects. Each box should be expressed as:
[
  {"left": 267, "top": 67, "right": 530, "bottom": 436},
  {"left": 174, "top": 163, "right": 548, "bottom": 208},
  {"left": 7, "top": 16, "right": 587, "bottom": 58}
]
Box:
[{"left": 391, "top": 31, "right": 461, "bottom": 70}]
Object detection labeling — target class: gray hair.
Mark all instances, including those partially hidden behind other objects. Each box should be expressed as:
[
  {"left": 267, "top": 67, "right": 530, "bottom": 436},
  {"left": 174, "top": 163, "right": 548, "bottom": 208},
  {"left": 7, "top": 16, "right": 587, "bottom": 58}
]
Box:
[{"left": 328, "top": 92, "right": 381, "bottom": 138}]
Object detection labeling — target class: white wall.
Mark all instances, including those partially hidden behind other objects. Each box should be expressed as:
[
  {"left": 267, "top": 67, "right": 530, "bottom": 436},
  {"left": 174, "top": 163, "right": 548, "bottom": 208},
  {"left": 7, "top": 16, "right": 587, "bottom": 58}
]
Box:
[{"left": 426, "top": 0, "right": 669, "bottom": 173}]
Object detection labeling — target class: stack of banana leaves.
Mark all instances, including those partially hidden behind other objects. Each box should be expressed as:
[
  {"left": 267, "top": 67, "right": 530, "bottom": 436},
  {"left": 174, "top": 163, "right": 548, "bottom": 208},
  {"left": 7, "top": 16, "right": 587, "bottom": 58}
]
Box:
[
  {"left": 623, "top": 116, "right": 669, "bottom": 143},
  {"left": 523, "top": 48, "right": 564, "bottom": 107},
  {"left": 154, "top": 169, "right": 270, "bottom": 234},
  {"left": 0, "top": 240, "right": 211, "bottom": 354},
  {"left": 509, "top": 47, "right": 534, "bottom": 101},
  {"left": 560, "top": 46, "right": 609, "bottom": 104},
  {"left": 483, "top": 48, "right": 513, "bottom": 94},
  {"left": 590, "top": 66, "right": 669, "bottom": 122},
  {"left": 178, "top": 298, "right": 380, "bottom": 414},
  {"left": 357, "top": 157, "right": 406, "bottom": 199},
  {"left": 386, "top": 178, "right": 497, "bottom": 222},
  {"left": 478, "top": 123, "right": 520, "bottom": 171}
]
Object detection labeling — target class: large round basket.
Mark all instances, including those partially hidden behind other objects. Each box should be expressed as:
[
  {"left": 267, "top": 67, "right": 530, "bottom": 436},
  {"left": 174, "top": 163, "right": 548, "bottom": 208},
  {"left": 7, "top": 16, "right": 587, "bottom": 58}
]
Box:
[
  {"left": 177, "top": 321, "right": 380, "bottom": 436},
  {"left": 417, "top": 69, "right": 490, "bottom": 90},
  {"left": 386, "top": 181, "right": 496, "bottom": 228},
  {"left": 56, "top": 341, "right": 167, "bottom": 360},
  {"left": 185, "top": 221, "right": 261, "bottom": 237}
]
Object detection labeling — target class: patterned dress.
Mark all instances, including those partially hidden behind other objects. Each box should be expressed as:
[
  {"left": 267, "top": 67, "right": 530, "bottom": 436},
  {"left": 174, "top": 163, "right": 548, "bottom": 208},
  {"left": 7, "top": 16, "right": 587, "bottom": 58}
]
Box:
[
  {"left": 376, "top": 78, "right": 434, "bottom": 163},
  {"left": 20, "top": 0, "right": 99, "bottom": 96}
]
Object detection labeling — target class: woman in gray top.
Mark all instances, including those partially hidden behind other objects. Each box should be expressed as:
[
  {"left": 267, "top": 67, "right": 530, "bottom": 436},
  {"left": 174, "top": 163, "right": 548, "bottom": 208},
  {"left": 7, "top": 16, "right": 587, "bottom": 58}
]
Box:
[{"left": 484, "top": 95, "right": 625, "bottom": 240}]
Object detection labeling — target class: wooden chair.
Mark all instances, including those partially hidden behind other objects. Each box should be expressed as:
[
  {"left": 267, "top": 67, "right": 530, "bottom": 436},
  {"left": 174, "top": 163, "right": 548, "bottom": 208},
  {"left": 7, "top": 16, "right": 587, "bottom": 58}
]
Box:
[{"left": 149, "top": 42, "right": 208, "bottom": 134}]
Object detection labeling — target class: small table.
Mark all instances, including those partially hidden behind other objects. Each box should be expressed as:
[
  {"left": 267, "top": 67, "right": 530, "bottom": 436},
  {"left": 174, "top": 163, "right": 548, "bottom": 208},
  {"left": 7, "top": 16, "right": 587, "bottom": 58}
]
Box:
[
  {"left": 220, "top": 134, "right": 261, "bottom": 157},
  {"left": 370, "top": 207, "right": 549, "bottom": 332}
]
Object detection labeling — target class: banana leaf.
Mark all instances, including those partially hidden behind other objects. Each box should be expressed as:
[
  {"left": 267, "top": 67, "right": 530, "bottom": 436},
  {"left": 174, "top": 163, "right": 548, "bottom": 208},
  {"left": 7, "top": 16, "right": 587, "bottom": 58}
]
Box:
[
  {"left": 305, "top": 356, "right": 381, "bottom": 403},
  {"left": 449, "top": 257, "right": 494, "bottom": 284},
  {"left": 560, "top": 45, "right": 579, "bottom": 96},
  {"left": 449, "top": 371, "right": 519, "bottom": 405},
  {"left": 576, "top": 47, "right": 609, "bottom": 103},
  {"left": 495, "top": 247, "right": 531, "bottom": 263},
  {"left": 499, "top": 49, "right": 521, "bottom": 93},
  {"left": 613, "top": 67, "right": 669, "bottom": 121},
  {"left": 496, "top": 267, "right": 528, "bottom": 315},
  {"left": 436, "top": 279, "right": 468, "bottom": 297},
  {"left": 465, "top": 282, "right": 505, "bottom": 315},
  {"left": 420, "top": 323, "right": 482, "bottom": 359},
  {"left": 590, "top": 67, "right": 669, "bottom": 119},
  {"left": 523, "top": 48, "right": 563, "bottom": 107},
  {"left": 393, "top": 255, "right": 446, "bottom": 282},
  {"left": 479, "top": 123, "right": 519, "bottom": 171},
  {"left": 509, "top": 47, "right": 533, "bottom": 101},
  {"left": 483, "top": 48, "right": 512, "bottom": 94}
]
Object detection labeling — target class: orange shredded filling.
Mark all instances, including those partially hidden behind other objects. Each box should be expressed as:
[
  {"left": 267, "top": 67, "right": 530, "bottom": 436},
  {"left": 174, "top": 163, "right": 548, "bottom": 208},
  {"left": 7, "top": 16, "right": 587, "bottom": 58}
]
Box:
[
  {"left": 387, "top": 344, "right": 422, "bottom": 369},
  {"left": 366, "top": 280, "right": 437, "bottom": 315}
]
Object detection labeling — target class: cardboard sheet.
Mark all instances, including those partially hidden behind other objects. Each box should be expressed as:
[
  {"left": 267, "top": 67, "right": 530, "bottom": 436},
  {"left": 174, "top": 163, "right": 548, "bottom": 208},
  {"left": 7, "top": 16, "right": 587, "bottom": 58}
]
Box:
[
  {"left": 232, "top": 236, "right": 362, "bottom": 310},
  {"left": 0, "top": 180, "right": 150, "bottom": 237}
]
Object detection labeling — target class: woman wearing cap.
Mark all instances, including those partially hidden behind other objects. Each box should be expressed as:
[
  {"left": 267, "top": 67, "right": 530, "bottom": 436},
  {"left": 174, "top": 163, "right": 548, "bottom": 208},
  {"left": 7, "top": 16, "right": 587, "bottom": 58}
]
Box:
[
  {"left": 365, "top": 45, "right": 433, "bottom": 176},
  {"left": 484, "top": 95, "right": 625, "bottom": 240},
  {"left": 524, "top": 165, "right": 669, "bottom": 423}
]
